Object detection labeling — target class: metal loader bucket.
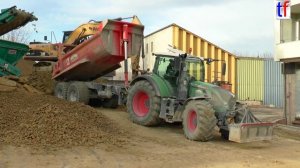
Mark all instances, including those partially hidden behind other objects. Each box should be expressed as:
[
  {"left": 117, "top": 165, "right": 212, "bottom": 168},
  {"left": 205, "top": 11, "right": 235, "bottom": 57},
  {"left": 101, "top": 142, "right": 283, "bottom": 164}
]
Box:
[
  {"left": 228, "top": 106, "right": 274, "bottom": 143},
  {"left": 229, "top": 122, "right": 273, "bottom": 143}
]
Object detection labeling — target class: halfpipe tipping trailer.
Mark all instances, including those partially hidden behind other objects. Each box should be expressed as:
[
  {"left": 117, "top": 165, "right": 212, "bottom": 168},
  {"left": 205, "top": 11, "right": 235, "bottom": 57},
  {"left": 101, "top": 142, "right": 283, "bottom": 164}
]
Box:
[{"left": 24, "top": 18, "right": 273, "bottom": 143}]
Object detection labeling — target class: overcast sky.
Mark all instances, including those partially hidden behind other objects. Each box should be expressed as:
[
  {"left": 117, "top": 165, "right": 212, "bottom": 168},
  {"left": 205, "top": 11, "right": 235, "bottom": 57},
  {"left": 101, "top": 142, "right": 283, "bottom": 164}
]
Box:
[{"left": 0, "top": 0, "right": 274, "bottom": 56}]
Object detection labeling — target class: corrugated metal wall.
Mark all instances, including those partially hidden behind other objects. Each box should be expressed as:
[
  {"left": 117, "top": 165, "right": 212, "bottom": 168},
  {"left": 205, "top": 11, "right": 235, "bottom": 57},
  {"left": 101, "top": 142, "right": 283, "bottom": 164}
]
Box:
[
  {"left": 236, "top": 57, "right": 284, "bottom": 107},
  {"left": 264, "top": 60, "right": 284, "bottom": 107},
  {"left": 237, "top": 58, "right": 264, "bottom": 101},
  {"left": 172, "top": 25, "right": 237, "bottom": 93},
  {"left": 295, "top": 64, "right": 300, "bottom": 117}
]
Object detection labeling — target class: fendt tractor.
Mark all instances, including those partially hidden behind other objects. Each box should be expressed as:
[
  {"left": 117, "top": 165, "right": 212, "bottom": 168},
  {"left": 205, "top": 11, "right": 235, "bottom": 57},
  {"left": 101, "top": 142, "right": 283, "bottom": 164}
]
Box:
[
  {"left": 127, "top": 53, "right": 273, "bottom": 142},
  {"left": 24, "top": 17, "right": 273, "bottom": 143}
]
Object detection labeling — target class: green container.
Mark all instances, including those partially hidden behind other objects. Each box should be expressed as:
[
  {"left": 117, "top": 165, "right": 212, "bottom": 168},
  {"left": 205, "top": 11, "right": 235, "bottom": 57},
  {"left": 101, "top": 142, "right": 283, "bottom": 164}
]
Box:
[
  {"left": 0, "top": 39, "right": 29, "bottom": 76},
  {"left": 0, "top": 6, "right": 37, "bottom": 76}
]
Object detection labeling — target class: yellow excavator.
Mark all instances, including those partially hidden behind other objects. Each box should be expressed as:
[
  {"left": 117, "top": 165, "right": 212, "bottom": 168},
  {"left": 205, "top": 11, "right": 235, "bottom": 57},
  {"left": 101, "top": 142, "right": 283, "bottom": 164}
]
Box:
[{"left": 28, "top": 16, "right": 142, "bottom": 76}]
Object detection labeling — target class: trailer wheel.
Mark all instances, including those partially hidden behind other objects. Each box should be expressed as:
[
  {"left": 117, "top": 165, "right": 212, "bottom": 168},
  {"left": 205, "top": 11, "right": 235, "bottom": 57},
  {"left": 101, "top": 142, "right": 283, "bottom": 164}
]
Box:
[
  {"left": 54, "top": 82, "right": 69, "bottom": 99},
  {"left": 182, "top": 100, "right": 217, "bottom": 141},
  {"left": 127, "top": 80, "right": 161, "bottom": 126},
  {"left": 67, "top": 82, "right": 90, "bottom": 104},
  {"left": 103, "top": 95, "right": 118, "bottom": 109}
]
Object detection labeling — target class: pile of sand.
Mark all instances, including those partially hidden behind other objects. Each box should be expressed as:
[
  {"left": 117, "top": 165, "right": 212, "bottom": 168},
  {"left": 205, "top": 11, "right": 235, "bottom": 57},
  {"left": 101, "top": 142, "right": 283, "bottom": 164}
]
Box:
[
  {"left": 16, "top": 60, "right": 34, "bottom": 77},
  {"left": 0, "top": 59, "right": 127, "bottom": 149},
  {"left": 16, "top": 60, "right": 54, "bottom": 94},
  {"left": 0, "top": 90, "right": 126, "bottom": 148},
  {"left": 27, "top": 71, "right": 54, "bottom": 94}
]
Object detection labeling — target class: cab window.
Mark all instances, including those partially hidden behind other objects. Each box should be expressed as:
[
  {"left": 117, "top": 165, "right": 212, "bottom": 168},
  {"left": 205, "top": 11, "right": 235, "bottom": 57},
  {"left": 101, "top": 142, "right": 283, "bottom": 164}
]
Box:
[{"left": 186, "top": 60, "right": 204, "bottom": 81}]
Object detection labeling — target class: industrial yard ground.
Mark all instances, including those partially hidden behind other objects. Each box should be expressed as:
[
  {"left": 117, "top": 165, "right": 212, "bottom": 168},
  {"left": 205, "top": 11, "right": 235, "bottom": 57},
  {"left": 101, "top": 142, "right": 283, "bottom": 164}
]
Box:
[
  {"left": 1, "top": 105, "right": 300, "bottom": 168},
  {"left": 0, "top": 61, "right": 300, "bottom": 168}
]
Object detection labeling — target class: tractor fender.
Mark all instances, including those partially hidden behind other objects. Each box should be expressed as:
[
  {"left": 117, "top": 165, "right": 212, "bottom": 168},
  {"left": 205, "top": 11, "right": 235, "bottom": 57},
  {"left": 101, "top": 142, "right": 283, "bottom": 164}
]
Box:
[
  {"left": 183, "top": 97, "right": 210, "bottom": 107},
  {"left": 130, "top": 75, "right": 173, "bottom": 97}
]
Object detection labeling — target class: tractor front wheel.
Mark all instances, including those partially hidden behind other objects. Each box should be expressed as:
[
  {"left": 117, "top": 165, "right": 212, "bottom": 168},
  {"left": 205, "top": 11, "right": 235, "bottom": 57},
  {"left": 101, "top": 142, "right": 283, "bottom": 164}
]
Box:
[
  {"left": 127, "top": 80, "right": 161, "bottom": 126},
  {"left": 182, "top": 100, "right": 217, "bottom": 141}
]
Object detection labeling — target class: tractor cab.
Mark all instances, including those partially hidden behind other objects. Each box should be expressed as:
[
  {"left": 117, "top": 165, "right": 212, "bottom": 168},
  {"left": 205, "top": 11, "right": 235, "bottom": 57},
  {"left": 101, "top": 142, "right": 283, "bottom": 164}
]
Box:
[
  {"left": 152, "top": 53, "right": 206, "bottom": 100},
  {"left": 153, "top": 53, "right": 205, "bottom": 82}
]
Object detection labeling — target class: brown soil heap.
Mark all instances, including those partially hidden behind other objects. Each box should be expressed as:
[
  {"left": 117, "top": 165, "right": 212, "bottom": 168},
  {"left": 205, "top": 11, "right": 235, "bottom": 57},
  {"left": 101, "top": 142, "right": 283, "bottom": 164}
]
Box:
[
  {"left": 0, "top": 90, "right": 126, "bottom": 148},
  {"left": 27, "top": 71, "right": 54, "bottom": 94}
]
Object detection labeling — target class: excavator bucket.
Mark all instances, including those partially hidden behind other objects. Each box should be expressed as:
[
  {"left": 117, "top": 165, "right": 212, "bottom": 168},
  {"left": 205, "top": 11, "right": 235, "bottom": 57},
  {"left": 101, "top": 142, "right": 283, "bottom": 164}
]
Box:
[{"left": 228, "top": 107, "right": 274, "bottom": 143}]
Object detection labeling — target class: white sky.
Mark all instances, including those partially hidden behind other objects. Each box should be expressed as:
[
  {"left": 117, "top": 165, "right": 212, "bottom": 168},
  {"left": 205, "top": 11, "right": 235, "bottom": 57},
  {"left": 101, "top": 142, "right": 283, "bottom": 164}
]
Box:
[{"left": 0, "top": 0, "right": 274, "bottom": 56}]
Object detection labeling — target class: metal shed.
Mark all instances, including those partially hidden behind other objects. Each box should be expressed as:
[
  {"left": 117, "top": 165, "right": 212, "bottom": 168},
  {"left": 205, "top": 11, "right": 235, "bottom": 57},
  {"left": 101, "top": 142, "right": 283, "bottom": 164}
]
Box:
[
  {"left": 236, "top": 57, "right": 284, "bottom": 107},
  {"left": 236, "top": 57, "right": 264, "bottom": 101},
  {"left": 263, "top": 59, "right": 284, "bottom": 107}
]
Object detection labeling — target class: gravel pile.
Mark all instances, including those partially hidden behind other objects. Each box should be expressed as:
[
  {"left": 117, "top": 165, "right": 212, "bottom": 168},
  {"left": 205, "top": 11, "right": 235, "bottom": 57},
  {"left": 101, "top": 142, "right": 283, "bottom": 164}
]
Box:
[
  {"left": 27, "top": 71, "right": 54, "bottom": 94},
  {"left": 0, "top": 90, "right": 126, "bottom": 148}
]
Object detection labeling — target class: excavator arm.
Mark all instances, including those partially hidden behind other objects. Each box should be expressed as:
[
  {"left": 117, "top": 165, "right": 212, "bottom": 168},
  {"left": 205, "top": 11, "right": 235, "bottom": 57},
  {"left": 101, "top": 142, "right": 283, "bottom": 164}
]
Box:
[{"left": 63, "top": 22, "right": 99, "bottom": 45}]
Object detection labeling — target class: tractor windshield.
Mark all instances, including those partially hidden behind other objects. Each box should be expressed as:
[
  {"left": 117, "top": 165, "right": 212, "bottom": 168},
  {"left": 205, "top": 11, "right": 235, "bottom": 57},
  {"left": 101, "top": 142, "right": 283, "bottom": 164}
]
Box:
[{"left": 186, "top": 60, "right": 205, "bottom": 81}]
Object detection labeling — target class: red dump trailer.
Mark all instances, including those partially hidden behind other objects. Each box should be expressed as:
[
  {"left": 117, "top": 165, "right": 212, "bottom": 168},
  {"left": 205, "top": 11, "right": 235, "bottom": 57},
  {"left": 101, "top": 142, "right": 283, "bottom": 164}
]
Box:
[
  {"left": 26, "top": 19, "right": 144, "bottom": 107},
  {"left": 52, "top": 19, "right": 144, "bottom": 82}
]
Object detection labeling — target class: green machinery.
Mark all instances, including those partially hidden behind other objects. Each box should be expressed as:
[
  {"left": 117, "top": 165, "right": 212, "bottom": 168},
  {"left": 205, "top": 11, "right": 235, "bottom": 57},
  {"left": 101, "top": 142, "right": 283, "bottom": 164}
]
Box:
[
  {"left": 127, "top": 53, "right": 273, "bottom": 143},
  {"left": 0, "top": 6, "right": 37, "bottom": 76}
]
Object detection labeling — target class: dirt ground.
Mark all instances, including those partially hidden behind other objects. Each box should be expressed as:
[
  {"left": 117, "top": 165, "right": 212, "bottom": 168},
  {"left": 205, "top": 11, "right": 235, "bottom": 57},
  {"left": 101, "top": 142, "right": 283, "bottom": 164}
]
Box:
[
  {"left": 0, "top": 106, "right": 299, "bottom": 168},
  {"left": 1, "top": 60, "right": 299, "bottom": 167}
]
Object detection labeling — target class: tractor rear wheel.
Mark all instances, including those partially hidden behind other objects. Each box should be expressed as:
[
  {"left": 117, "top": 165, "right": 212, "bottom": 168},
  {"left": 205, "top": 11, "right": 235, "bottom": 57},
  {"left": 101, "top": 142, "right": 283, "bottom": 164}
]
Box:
[
  {"left": 54, "top": 82, "right": 69, "bottom": 99},
  {"left": 67, "top": 82, "right": 90, "bottom": 104},
  {"left": 182, "top": 100, "right": 217, "bottom": 141},
  {"left": 127, "top": 80, "right": 161, "bottom": 126}
]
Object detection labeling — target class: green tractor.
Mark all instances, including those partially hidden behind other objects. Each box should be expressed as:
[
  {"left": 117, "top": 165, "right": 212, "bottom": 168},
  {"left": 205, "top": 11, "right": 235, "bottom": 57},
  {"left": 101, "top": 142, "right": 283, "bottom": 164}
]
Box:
[{"left": 127, "top": 53, "right": 273, "bottom": 142}]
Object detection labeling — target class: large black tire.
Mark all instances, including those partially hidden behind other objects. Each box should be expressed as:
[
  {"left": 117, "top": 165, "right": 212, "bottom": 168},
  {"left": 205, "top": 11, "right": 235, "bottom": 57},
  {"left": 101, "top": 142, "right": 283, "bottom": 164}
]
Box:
[
  {"left": 127, "top": 80, "right": 161, "bottom": 126},
  {"left": 54, "top": 82, "right": 69, "bottom": 99},
  {"left": 220, "top": 103, "right": 247, "bottom": 140},
  {"left": 67, "top": 82, "right": 90, "bottom": 104},
  {"left": 103, "top": 95, "right": 118, "bottom": 109},
  {"left": 182, "top": 100, "right": 217, "bottom": 141}
]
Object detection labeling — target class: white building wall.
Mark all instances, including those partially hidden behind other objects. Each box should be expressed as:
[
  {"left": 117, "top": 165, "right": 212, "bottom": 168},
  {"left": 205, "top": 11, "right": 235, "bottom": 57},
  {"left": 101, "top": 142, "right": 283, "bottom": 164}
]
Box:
[
  {"left": 112, "top": 26, "right": 173, "bottom": 81},
  {"left": 275, "top": 0, "right": 300, "bottom": 61},
  {"left": 142, "top": 26, "right": 173, "bottom": 72}
]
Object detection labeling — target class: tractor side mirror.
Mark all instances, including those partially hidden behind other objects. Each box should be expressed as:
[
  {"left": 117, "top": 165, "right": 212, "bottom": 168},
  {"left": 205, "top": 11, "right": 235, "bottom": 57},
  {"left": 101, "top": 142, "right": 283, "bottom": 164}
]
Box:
[
  {"left": 222, "top": 63, "right": 226, "bottom": 76},
  {"left": 206, "top": 58, "right": 213, "bottom": 65},
  {"left": 44, "top": 36, "right": 48, "bottom": 41}
]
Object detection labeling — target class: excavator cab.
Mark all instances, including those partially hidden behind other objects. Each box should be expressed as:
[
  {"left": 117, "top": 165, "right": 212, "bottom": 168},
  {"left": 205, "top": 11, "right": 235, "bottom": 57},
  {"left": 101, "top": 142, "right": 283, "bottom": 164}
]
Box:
[{"left": 62, "top": 31, "right": 73, "bottom": 43}]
